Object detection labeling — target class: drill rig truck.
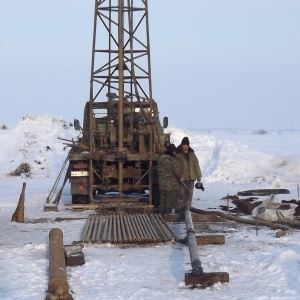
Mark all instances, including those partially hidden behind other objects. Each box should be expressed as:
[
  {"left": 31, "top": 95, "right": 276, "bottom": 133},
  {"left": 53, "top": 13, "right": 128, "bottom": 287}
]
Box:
[{"left": 50, "top": 0, "right": 170, "bottom": 211}]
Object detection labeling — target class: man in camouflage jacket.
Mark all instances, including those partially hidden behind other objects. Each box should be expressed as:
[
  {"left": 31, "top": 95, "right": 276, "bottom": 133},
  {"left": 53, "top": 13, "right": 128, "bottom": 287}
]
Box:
[
  {"left": 176, "top": 136, "right": 202, "bottom": 212},
  {"left": 157, "top": 143, "right": 182, "bottom": 214}
]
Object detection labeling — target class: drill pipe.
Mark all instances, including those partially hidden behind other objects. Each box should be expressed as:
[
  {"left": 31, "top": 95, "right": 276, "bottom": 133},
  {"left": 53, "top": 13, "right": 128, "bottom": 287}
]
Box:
[
  {"left": 91, "top": 214, "right": 99, "bottom": 242},
  {"left": 119, "top": 214, "right": 128, "bottom": 243},
  {"left": 123, "top": 214, "right": 133, "bottom": 242},
  {"left": 154, "top": 213, "right": 173, "bottom": 240},
  {"left": 95, "top": 215, "right": 103, "bottom": 242},
  {"left": 149, "top": 214, "right": 168, "bottom": 242},
  {"left": 185, "top": 210, "right": 203, "bottom": 275},
  {"left": 82, "top": 215, "right": 92, "bottom": 243},
  {"left": 101, "top": 215, "right": 109, "bottom": 243}
]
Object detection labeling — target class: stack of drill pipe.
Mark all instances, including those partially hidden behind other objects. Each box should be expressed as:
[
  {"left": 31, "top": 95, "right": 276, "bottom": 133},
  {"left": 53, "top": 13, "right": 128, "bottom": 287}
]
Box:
[
  {"left": 83, "top": 213, "right": 176, "bottom": 244},
  {"left": 157, "top": 214, "right": 180, "bottom": 241},
  {"left": 125, "top": 214, "right": 138, "bottom": 242},
  {"left": 101, "top": 215, "right": 109, "bottom": 243},
  {"left": 150, "top": 214, "right": 171, "bottom": 241},
  {"left": 135, "top": 214, "right": 149, "bottom": 242},
  {"left": 95, "top": 215, "right": 103, "bottom": 242},
  {"left": 141, "top": 214, "right": 161, "bottom": 242},
  {"left": 123, "top": 214, "right": 133, "bottom": 242},
  {"left": 82, "top": 215, "right": 93, "bottom": 243},
  {"left": 185, "top": 210, "right": 203, "bottom": 275},
  {"left": 118, "top": 214, "right": 128, "bottom": 243},
  {"left": 48, "top": 228, "right": 72, "bottom": 299}
]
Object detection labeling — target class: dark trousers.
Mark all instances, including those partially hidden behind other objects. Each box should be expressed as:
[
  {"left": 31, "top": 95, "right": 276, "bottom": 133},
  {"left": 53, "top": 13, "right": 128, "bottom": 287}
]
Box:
[
  {"left": 179, "top": 180, "right": 194, "bottom": 212},
  {"left": 159, "top": 190, "right": 178, "bottom": 214}
]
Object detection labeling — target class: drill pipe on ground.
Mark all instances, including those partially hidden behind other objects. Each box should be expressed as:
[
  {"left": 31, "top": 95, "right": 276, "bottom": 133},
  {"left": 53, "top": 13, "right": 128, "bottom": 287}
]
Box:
[
  {"left": 95, "top": 215, "right": 103, "bottom": 242},
  {"left": 83, "top": 213, "right": 176, "bottom": 244},
  {"left": 125, "top": 214, "right": 138, "bottom": 242},
  {"left": 149, "top": 214, "right": 168, "bottom": 242},
  {"left": 123, "top": 214, "right": 132, "bottom": 242},
  {"left": 139, "top": 214, "right": 156, "bottom": 242},
  {"left": 157, "top": 213, "right": 180, "bottom": 241},
  {"left": 116, "top": 214, "right": 122, "bottom": 243},
  {"left": 137, "top": 214, "right": 153, "bottom": 242},
  {"left": 86, "top": 215, "right": 95, "bottom": 243},
  {"left": 82, "top": 215, "right": 93, "bottom": 243},
  {"left": 119, "top": 214, "right": 128, "bottom": 243},
  {"left": 107, "top": 215, "right": 113, "bottom": 242},
  {"left": 91, "top": 214, "right": 99, "bottom": 242},
  {"left": 48, "top": 228, "right": 72, "bottom": 299},
  {"left": 129, "top": 214, "right": 141, "bottom": 241},
  {"left": 185, "top": 210, "right": 203, "bottom": 275},
  {"left": 154, "top": 214, "right": 174, "bottom": 240},
  {"left": 136, "top": 214, "right": 149, "bottom": 242},
  {"left": 113, "top": 214, "right": 118, "bottom": 243},
  {"left": 101, "top": 215, "right": 109, "bottom": 243},
  {"left": 142, "top": 214, "right": 161, "bottom": 242},
  {"left": 129, "top": 214, "right": 142, "bottom": 242}
]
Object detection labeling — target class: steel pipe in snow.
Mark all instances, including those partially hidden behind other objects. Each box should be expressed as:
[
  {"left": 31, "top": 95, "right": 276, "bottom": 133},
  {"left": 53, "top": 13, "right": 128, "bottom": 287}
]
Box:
[
  {"left": 48, "top": 228, "right": 72, "bottom": 299},
  {"left": 185, "top": 210, "right": 203, "bottom": 275}
]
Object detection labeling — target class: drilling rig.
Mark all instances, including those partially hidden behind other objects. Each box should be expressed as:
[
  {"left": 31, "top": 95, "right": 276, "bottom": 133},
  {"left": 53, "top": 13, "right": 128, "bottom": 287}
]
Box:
[{"left": 51, "top": 0, "right": 170, "bottom": 210}]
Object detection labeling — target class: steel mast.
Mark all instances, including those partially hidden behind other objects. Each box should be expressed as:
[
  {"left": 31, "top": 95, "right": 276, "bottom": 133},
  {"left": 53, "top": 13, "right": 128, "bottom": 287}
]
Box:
[{"left": 88, "top": 0, "right": 154, "bottom": 202}]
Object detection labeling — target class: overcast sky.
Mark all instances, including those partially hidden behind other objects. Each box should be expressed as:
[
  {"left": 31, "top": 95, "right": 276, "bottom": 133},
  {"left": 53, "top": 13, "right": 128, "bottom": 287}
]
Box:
[{"left": 1, "top": 1, "right": 300, "bottom": 130}]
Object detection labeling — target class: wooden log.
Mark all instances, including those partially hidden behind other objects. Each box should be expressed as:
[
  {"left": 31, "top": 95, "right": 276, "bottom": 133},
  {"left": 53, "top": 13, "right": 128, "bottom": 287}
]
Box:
[
  {"left": 11, "top": 182, "right": 26, "bottom": 223},
  {"left": 47, "top": 228, "right": 73, "bottom": 299},
  {"left": 163, "top": 213, "right": 227, "bottom": 223},
  {"left": 232, "top": 199, "right": 262, "bottom": 214},
  {"left": 191, "top": 207, "right": 293, "bottom": 238},
  {"left": 185, "top": 272, "right": 229, "bottom": 286}
]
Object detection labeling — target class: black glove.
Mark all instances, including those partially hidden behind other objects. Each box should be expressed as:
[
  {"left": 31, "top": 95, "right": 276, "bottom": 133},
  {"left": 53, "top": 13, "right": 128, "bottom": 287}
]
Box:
[{"left": 195, "top": 181, "right": 204, "bottom": 191}]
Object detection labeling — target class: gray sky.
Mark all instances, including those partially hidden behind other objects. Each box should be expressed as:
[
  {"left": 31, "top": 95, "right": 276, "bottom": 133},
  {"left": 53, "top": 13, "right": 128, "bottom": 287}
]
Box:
[{"left": 1, "top": 1, "right": 300, "bottom": 130}]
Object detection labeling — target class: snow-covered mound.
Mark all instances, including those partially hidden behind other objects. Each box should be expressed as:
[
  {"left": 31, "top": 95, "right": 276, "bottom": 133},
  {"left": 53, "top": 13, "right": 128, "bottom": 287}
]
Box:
[
  {"left": 1, "top": 116, "right": 300, "bottom": 191},
  {"left": 0, "top": 114, "right": 78, "bottom": 178},
  {"left": 166, "top": 126, "right": 300, "bottom": 189}
]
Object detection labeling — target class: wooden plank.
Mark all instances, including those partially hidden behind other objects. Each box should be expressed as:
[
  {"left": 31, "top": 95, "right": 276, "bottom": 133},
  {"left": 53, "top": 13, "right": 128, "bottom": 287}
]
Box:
[
  {"left": 185, "top": 272, "right": 229, "bottom": 286},
  {"left": 65, "top": 203, "right": 100, "bottom": 210},
  {"left": 101, "top": 197, "right": 139, "bottom": 203},
  {"left": 195, "top": 235, "right": 225, "bottom": 245},
  {"left": 237, "top": 188, "right": 290, "bottom": 196},
  {"left": 163, "top": 213, "right": 227, "bottom": 223},
  {"left": 44, "top": 204, "right": 58, "bottom": 212}
]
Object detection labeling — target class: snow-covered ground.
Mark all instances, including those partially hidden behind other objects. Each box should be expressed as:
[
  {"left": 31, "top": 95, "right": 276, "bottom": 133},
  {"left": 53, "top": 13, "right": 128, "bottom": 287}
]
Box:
[{"left": 1, "top": 115, "right": 300, "bottom": 300}]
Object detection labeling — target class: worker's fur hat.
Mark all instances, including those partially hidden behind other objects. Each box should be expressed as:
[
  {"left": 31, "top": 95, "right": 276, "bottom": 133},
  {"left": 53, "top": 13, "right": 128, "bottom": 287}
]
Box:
[
  {"left": 181, "top": 137, "right": 190, "bottom": 146},
  {"left": 167, "top": 143, "right": 177, "bottom": 153}
]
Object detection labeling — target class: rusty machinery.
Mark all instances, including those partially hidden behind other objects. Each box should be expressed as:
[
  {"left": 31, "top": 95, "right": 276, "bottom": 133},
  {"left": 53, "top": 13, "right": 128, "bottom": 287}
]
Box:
[{"left": 55, "top": 0, "right": 170, "bottom": 208}]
